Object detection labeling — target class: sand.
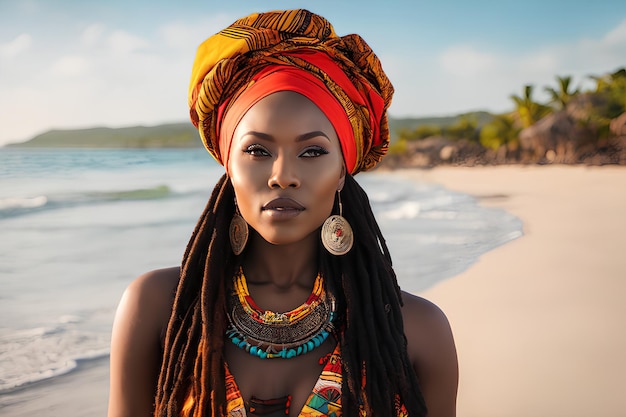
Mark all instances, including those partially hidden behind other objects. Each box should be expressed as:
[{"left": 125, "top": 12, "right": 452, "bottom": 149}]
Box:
[
  {"left": 399, "top": 165, "right": 626, "bottom": 417},
  {"left": 2, "top": 165, "right": 624, "bottom": 417}
]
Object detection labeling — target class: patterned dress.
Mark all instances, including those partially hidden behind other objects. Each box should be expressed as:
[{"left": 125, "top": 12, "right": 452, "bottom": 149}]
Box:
[{"left": 224, "top": 344, "right": 408, "bottom": 416}]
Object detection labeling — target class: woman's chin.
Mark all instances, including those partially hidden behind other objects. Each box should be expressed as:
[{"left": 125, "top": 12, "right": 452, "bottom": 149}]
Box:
[{"left": 255, "top": 231, "right": 320, "bottom": 249}]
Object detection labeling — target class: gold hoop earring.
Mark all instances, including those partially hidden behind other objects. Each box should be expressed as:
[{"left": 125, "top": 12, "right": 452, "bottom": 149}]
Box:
[
  {"left": 321, "top": 190, "right": 353, "bottom": 256},
  {"left": 230, "top": 201, "right": 249, "bottom": 256}
]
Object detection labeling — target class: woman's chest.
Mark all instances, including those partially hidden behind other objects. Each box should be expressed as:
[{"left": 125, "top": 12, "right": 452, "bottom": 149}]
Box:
[{"left": 224, "top": 340, "right": 338, "bottom": 417}]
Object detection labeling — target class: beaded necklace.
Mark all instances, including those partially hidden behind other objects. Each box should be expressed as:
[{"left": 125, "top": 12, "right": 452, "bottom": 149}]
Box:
[{"left": 226, "top": 268, "right": 336, "bottom": 359}]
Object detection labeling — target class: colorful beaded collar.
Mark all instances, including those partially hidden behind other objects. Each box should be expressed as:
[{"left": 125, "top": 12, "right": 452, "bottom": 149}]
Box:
[{"left": 226, "top": 268, "right": 336, "bottom": 359}]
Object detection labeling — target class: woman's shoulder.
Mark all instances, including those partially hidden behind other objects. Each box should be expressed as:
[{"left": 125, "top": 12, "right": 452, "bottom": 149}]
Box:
[
  {"left": 400, "top": 291, "right": 450, "bottom": 328},
  {"left": 127, "top": 266, "right": 180, "bottom": 298},
  {"left": 118, "top": 267, "right": 180, "bottom": 329},
  {"left": 400, "top": 291, "right": 458, "bottom": 414},
  {"left": 108, "top": 267, "right": 180, "bottom": 416},
  {"left": 399, "top": 291, "right": 457, "bottom": 367}
]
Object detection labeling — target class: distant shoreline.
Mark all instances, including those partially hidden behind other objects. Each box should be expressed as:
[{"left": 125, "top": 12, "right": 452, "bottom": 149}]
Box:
[{"left": 4, "top": 122, "right": 203, "bottom": 149}]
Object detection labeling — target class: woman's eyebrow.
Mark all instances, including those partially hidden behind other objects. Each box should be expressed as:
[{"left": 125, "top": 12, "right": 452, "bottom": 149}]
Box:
[
  {"left": 241, "top": 131, "right": 331, "bottom": 142},
  {"left": 296, "top": 131, "right": 330, "bottom": 142}
]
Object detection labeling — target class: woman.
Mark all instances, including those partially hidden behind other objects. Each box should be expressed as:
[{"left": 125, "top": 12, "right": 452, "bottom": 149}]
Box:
[{"left": 108, "top": 9, "right": 457, "bottom": 417}]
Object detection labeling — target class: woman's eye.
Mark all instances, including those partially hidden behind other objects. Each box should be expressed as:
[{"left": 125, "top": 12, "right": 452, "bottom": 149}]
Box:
[
  {"left": 244, "top": 145, "right": 270, "bottom": 157},
  {"left": 301, "top": 146, "right": 329, "bottom": 158}
]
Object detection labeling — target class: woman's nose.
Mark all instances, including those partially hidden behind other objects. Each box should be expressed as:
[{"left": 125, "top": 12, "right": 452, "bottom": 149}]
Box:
[{"left": 267, "top": 155, "right": 300, "bottom": 189}]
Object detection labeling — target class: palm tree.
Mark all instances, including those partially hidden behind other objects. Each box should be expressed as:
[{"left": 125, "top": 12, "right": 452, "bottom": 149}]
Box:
[
  {"left": 589, "top": 68, "right": 626, "bottom": 93},
  {"left": 544, "top": 75, "right": 580, "bottom": 110},
  {"left": 587, "top": 68, "right": 626, "bottom": 120},
  {"left": 479, "top": 113, "right": 519, "bottom": 150},
  {"left": 510, "top": 85, "right": 551, "bottom": 128}
]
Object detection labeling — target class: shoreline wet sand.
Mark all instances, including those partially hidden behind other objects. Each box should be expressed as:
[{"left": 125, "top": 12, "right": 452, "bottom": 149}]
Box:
[{"left": 0, "top": 356, "right": 109, "bottom": 417}]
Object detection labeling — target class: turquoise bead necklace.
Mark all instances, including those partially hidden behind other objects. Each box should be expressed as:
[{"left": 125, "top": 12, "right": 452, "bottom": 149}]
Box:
[{"left": 226, "top": 268, "right": 336, "bottom": 359}]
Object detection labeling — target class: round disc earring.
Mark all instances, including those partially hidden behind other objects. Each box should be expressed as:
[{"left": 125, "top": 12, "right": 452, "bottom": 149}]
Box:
[
  {"left": 321, "top": 190, "right": 353, "bottom": 256},
  {"left": 230, "top": 202, "right": 249, "bottom": 256}
]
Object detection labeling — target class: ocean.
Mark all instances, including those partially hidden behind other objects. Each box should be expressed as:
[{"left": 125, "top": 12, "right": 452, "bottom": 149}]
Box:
[{"left": 0, "top": 147, "right": 522, "bottom": 395}]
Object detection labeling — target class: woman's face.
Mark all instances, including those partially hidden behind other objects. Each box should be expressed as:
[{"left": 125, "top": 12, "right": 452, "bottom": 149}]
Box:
[{"left": 228, "top": 91, "right": 345, "bottom": 247}]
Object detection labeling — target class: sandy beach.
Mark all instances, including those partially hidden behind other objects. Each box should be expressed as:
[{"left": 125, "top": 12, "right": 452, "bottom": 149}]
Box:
[
  {"left": 2, "top": 165, "right": 624, "bottom": 417},
  {"left": 400, "top": 165, "right": 626, "bottom": 417}
]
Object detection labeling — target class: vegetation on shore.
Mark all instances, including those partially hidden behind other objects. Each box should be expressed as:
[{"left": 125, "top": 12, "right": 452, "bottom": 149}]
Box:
[{"left": 382, "top": 67, "right": 626, "bottom": 167}]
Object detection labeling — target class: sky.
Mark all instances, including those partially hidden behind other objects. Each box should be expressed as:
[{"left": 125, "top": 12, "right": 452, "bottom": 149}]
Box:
[{"left": 0, "top": 0, "right": 625, "bottom": 146}]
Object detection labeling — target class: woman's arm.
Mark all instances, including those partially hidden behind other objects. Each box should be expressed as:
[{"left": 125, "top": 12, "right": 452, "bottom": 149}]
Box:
[
  {"left": 401, "top": 291, "right": 458, "bottom": 417},
  {"left": 108, "top": 267, "right": 179, "bottom": 417}
]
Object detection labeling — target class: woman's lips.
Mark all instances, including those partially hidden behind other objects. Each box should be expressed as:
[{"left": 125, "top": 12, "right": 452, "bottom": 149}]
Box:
[{"left": 262, "top": 197, "right": 305, "bottom": 219}]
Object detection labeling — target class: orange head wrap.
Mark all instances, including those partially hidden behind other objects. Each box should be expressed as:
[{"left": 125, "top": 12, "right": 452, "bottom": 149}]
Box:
[{"left": 188, "top": 9, "right": 394, "bottom": 174}]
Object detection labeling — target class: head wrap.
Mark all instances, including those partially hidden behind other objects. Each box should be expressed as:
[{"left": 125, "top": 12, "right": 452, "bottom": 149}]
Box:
[{"left": 189, "top": 9, "right": 394, "bottom": 174}]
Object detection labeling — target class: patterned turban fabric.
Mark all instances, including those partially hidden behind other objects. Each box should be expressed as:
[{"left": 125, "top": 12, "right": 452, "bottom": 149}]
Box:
[{"left": 188, "top": 9, "right": 394, "bottom": 174}]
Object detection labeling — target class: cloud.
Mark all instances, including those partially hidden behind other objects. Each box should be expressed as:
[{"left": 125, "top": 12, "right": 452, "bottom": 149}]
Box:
[
  {"left": 158, "top": 13, "right": 234, "bottom": 50},
  {"left": 439, "top": 46, "right": 499, "bottom": 77},
  {"left": 604, "top": 18, "right": 626, "bottom": 45},
  {"left": 50, "top": 55, "right": 90, "bottom": 76},
  {"left": 518, "top": 51, "right": 559, "bottom": 76},
  {"left": 81, "top": 23, "right": 106, "bottom": 47},
  {"left": 0, "top": 34, "right": 32, "bottom": 59},
  {"left": 106, "top": 30, "right": 150, "bottom": 55}
]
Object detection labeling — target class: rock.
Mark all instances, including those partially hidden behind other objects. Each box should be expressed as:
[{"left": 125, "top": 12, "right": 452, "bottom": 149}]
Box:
[
  {"left": 519, "top": 110, "right": 595, "bottom": 163},
  {"left": 610, "top": 112, "right": 626, "bottom": 137},
  {"left": 407, "top": 136, "right": 454, "bottom": 167},
  {"left": 567, "top": 93, "right": 607, "bottom": 120},
  {"left": 439, "top": 145, "right": 455, "bottom": 161}
]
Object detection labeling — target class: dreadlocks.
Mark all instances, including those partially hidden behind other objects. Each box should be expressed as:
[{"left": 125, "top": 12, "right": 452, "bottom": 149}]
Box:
[{"left": 153, "top": 173, "right": 427, "bottom": 417}]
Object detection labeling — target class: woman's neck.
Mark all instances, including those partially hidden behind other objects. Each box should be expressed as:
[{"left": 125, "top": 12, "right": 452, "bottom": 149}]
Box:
[{"left": 242, "top": 231, "right": 319, "bottom": 291}]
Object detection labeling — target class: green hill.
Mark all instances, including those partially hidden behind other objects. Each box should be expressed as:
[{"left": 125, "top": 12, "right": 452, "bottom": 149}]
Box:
[{"left": 8, "top": 123, "right": 202, "bottom": 148}]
